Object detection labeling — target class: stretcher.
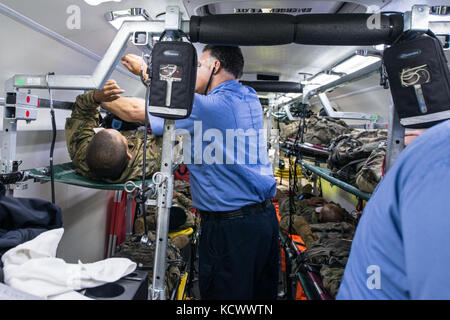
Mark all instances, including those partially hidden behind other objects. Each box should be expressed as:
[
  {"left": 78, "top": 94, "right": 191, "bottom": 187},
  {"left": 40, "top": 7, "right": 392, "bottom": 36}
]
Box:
[
  {"left": 275, "top": 200, "right": 332, "bottom": 300},
  {"left": 27, "top": 162, "right": 153, "bottom": 190},
  {"left": 25, "top": 162, "right": 153, "bottom": 259},
  {"left": 25, "top": 161, "right": 199, "bottom": 300}
]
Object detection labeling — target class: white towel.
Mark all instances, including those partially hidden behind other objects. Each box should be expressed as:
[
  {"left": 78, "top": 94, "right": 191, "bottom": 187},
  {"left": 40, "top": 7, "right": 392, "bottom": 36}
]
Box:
[{"left": 1, "top": 228, "right": 136, "bottom": 300}]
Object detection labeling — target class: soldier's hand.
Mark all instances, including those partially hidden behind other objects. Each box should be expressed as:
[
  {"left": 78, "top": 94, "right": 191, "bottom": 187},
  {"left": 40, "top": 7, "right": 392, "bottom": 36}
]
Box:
[
  {"left": 121, "top": 54, "right": 149, "bottom": 79},
  {"left": 93, "top": 80, "right": 125, "bottom": 103},
  {"left": 173, "top": 191, "right": 181, "bottom": 198},
  {"left": 307, "top": 197, "right": 328, "bottom": 207}
]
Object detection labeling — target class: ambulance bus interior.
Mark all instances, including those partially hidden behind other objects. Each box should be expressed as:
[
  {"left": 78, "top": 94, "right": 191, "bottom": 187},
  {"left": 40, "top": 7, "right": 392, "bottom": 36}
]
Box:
[{"left": 0, "top": 0, "right": 449, "bottom": 301}]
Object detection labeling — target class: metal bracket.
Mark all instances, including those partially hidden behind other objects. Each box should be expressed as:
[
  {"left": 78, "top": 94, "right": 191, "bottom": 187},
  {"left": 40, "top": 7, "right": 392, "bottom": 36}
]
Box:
[
  {"left": 404, "top": 5, "right": 430, "bottom": 32},
  {"left": 317, "top": 92, "right": 381, "bottom": 123},
  {"left": 283, "top": 104, "right": 301, "bottom": 122},
  {"left": 165, "top": 6, "right": 182, "bottom": 31},
  {"left": 7, "top": 19, "right": 189, "bottom": 91},
  {"left": 1, "top": 90, "right": 39, "bottom": 194}
]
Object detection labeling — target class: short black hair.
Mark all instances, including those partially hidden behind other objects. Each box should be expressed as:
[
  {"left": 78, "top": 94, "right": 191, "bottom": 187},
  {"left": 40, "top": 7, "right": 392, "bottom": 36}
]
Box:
[
  {"left": 86, "top": 130, "right": 128, "bottom": 181},
  {"left": 203, "top": 45, "right": 244, "bottom": 79}
]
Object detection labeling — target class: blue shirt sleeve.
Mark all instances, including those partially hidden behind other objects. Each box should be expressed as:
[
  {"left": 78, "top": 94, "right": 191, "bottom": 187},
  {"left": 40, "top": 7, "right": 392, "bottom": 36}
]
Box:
[
  {"left": 148, "top": 113, "right": 165, "bottom": 136},
  {"left": 148, "top": 93, "right": 231, "bottom": 136}
]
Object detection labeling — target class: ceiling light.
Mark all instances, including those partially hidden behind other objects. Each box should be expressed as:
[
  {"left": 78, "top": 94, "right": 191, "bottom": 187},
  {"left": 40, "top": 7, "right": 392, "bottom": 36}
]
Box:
[
  {"left": 332, "top": 55, "right": 380, "bottom": 75},
  {"left": 105, "top": 8, "right": 151, "bottom": 30},
  {"left": 303, "top": 73, "right": 340, "bottom": 90},
  {"left": 85, "top": 0, "right": 121, "bottom": 6}
]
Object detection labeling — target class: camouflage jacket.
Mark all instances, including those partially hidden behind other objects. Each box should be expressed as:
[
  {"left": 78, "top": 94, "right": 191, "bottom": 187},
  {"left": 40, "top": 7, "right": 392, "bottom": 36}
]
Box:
[
  {"left": 65, "top": 91, "right": 162, "bottom": 183},
  {"left": 355, "top": 143, "right": 386, "bottom": 193},
  {"left": 303, "top": 115, "right": 351, "bottom": 147},
  {"left": 279, "top": 197, "right": 320, "bottom": 224},
  {"left": 327, "top": 129, "right": 387, "bottom": 185}
]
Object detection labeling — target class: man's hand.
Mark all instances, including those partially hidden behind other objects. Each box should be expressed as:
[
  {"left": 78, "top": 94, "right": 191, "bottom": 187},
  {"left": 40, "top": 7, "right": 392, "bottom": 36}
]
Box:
[
  {"left": 121, "top": 54, "right": 149, "bottom": 80},
  {"left": 405, "top": 129, "right": 425, "bottom": 146},
  {"left": 93, "top": 80, "right": 125, "bottom": 104}
]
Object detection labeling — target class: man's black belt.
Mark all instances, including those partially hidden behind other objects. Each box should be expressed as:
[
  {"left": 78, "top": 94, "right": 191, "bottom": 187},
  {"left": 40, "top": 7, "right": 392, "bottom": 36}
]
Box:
[{"left": 198, "top": 199, "right": 272, "bottom": 221}]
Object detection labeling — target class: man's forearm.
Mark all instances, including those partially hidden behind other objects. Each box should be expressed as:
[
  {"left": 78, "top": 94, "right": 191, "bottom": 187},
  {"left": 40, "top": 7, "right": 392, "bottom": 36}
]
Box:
[{"left": 101, "top": 97, "right": 146, "bottom": 123}]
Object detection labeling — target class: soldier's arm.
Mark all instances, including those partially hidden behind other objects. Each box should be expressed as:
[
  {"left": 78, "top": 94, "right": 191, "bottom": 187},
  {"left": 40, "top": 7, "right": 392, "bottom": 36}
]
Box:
[{"left": 176, "top": 193, "right": 195, "bottom": 212}]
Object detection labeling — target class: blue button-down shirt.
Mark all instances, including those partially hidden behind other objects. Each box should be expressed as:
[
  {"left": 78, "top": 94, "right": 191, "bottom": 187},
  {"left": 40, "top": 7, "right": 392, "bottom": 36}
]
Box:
[
  {"left": 337, "top": 119, "right": 450, "bottom": 299},
  {"left": 149, "top": 80, "right": 276, "bottom": 211}
]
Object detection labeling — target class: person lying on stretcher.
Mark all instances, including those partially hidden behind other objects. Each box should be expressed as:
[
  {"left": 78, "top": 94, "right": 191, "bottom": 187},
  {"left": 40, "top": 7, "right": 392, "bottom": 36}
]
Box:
[{"left": 65, "top": 80, "right": 162, "bottom": 183}]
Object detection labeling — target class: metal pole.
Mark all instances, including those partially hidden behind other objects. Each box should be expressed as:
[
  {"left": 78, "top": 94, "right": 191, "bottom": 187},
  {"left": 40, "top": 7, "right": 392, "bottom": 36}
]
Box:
[
  {"left": 266, "top": 100, "right": 273, "bottom": 149},
  {"left": 125, "top": 192, "right": 133, "bottom": 236},
  {"left": 5, "top": 19, "right": 189, "bottom": 91},
  {"left": 150, "top": 119, "right": 176, "bottom": 300},
  {"left": 385, "top": 100, "right": 405, "bottom": 172},
  {"left": 148, "top": 6, "right": 183, "bottom": 300}
]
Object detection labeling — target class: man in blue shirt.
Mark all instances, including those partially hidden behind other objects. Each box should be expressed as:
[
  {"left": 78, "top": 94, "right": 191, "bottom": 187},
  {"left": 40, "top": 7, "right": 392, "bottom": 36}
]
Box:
[
  {"left": 337, "top": 119, "right": 450, "bottom": 299},
  {"left": 108, "top": 45, "right": 279, "bottom": 300}
]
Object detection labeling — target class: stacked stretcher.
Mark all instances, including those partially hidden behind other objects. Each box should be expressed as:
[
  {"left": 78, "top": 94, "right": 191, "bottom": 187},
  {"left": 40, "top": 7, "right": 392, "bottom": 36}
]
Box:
[
  {"left": 279, "top": 115, "right": 388, "bottom": 194},
  {"left": 25, "top": 162, "right": 199, "bottom": 300},
  {"left": 275, "top": 187, "right": 357, "bottom": 300}
]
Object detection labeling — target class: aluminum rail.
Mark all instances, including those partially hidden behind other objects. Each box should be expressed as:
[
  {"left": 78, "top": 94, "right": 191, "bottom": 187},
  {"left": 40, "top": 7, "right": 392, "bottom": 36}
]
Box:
[
  {"left": 303, "top": 61, "right": 382, "bottom": 104},
  {"left": 7, "top": 20, "right": 189, "bottom": 91}
]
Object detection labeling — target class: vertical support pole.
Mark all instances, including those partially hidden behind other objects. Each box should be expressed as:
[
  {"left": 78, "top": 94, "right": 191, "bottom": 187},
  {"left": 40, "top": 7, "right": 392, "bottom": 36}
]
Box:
[
  {"left": 2, "top": 79, "right": 18, "bottom": 196},
  {"left": 150, "top": 119, "right": 175, "bottom": 300},
  {"left": 385, "top": 101, "right": 405, "bottom": 172},
  {"left": 266, "top": 99, "right": 273, "bottom": 149},
  {"left": 125, "top": 192, "right": 133, "bottom": 236},
  {"left": 1, "top": 117, "right": 17, "bottom": 196},
  {"left": 149, "top": 5, "right": 181, "bottom": 300}
]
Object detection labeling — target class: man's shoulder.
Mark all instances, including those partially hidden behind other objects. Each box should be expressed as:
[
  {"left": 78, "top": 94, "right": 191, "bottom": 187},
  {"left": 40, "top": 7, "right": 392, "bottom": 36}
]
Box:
[{"left": 396, "top": 120, "right": 450, "bottom": 176}]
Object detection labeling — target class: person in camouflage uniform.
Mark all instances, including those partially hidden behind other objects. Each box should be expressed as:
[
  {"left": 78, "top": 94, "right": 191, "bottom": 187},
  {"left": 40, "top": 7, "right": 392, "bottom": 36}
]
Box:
[
  {"left": 118, "top": 179, "right": 198, "bottom": 299},
  {"left": 278, "top": 120, "right": 300, "bottom": 140},
  {"left": 327, "top": 129, "right": 387, "bottom": 186},
  {"left": 113, "top": 232, "right": 183, "bottom": 299},
  {"left": 279, "top": 192, "right": 356, "bottom": 298},
  {"left": 65, "top": 80, "right": 162, "bottom": 183},
  {"left": 278, "top": 115, "right": 351, "bottom": 147},
  {"left": 355, "top": 143, "right": 386, "bottom": 193},
  {"left": 302, "top": 115, "right": 351, "bottom": 147},
  {"left": 134, "top": 182, "right": 199, "bottom": 251}
]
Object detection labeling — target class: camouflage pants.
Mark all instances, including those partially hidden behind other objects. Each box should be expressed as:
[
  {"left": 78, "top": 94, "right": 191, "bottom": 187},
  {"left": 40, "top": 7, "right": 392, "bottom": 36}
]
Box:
[{"left": 279, "top": 215, "right": 317, "bottom": 248}]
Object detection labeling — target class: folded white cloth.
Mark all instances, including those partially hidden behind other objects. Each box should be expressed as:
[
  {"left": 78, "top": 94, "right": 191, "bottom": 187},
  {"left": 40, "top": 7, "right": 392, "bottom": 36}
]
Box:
[{"left": 1, "top": 228, "right": 136, "bottom": 300}]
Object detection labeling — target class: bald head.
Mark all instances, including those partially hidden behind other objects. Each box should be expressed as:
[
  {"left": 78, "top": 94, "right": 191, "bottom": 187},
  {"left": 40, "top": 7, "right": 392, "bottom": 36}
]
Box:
[
  {"left": 319, "top": 204, "right": 345, "bottom": 223},
  {"left": 86, "top": 129, "right": 129, "bottom": 181}
]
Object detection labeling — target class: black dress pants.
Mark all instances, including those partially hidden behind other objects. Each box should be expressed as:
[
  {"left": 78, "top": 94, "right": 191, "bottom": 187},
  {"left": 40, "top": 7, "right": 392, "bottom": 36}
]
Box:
[{"left": 198, "top": 203, "right": 280, "bottom": 300}]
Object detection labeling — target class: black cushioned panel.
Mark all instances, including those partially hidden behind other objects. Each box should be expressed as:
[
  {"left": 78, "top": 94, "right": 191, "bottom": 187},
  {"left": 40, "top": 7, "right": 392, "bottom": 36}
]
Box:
[
  {"left": 190, "top": 14, "right": 296, "bottom": 45},
  {"left": 190, "top": 13, "right": 404, "bottom": 46},
  {"left": 294, "top": 14, "right": 404, "bottom": 46},
  {"left": 240, "top": 81, "right": 303, "bottom": 93}
]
